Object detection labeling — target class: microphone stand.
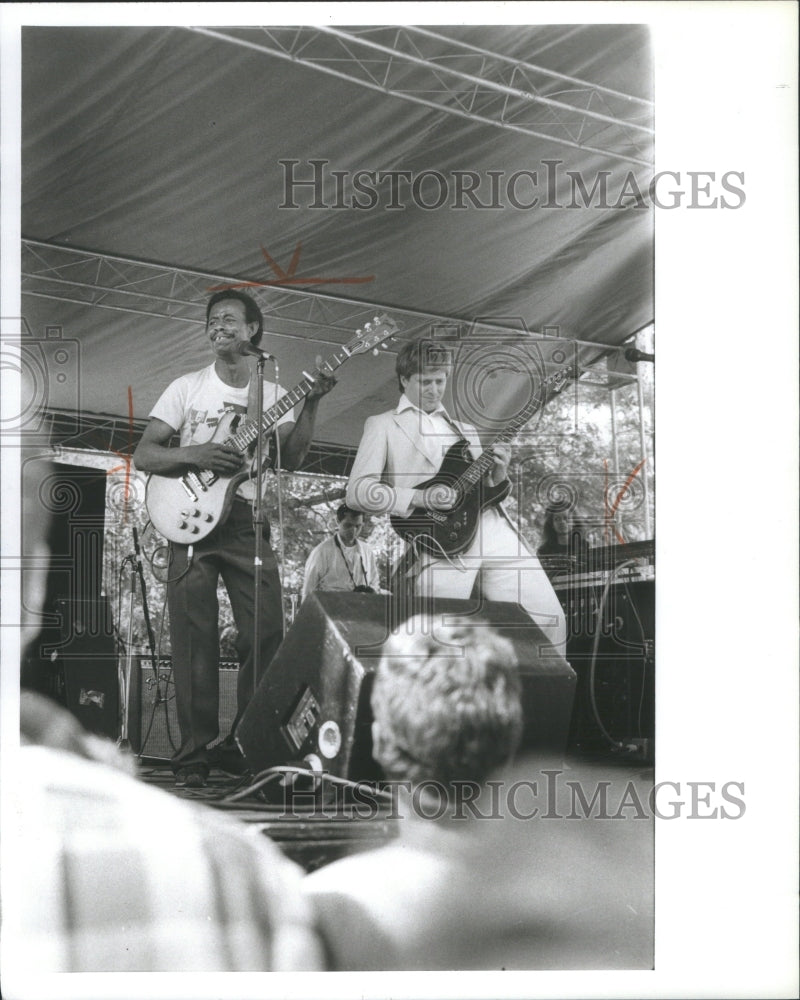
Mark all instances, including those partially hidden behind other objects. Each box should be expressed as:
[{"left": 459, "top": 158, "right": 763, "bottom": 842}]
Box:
[
  {"left": 252, "top": 355, "right": 267, "bottom": 701},
  {"left": 117, "top": 560, "right": 136, "bottom": 750},
  {"left": 132, "top": 527, "right": 159, "bottom": 682}
]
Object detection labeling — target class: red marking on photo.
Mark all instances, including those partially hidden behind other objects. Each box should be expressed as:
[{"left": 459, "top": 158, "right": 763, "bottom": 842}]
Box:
[
  {"left": 207, "top": 241, "right": 374, "bottom": 292},
  {"left": 603, "top": 457, "right": 646, "bottom": 544}
]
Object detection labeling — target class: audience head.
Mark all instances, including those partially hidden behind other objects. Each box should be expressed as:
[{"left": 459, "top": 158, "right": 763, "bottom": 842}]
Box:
[{"left": 370, "top": 616, "right": 523, "bottom": 788}]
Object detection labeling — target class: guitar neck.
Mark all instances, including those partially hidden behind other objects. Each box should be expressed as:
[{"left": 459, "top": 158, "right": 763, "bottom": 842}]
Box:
[
  {"left": 454, "top": 363, "right": 575, "bottom": 493},
  {"left": 224, "top": 352, "right": 345, "bottom": 455},
  {"left": 218, "top": 315, "right": 398, "bottom": 457}
]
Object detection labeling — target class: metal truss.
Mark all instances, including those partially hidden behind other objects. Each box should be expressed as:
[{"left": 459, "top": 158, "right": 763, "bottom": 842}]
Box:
[
  {"left": 21, "top": 239, "right": 637, "bottom": 387},
  {"left": 49, "top": 438, "right": 355, "bottom": 479},
  {"left": 189, "top": 25, "right": 653, "bottom": 168},
  {"left": 21, "top": 237, "right": 472, "bottom": 347}
]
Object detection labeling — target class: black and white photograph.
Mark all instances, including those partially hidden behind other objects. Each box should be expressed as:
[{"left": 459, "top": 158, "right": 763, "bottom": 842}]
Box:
[{"left": 1, "top": 3, "right": 797, "bottom": 999}]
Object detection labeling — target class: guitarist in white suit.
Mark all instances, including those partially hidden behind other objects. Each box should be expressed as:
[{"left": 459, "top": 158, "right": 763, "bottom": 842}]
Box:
[
  {"left": 346, "top": 337, "right": 565, "bottom": 652},
  {"left": 133, "top": 290, "right": 335, "bottom": 787}
]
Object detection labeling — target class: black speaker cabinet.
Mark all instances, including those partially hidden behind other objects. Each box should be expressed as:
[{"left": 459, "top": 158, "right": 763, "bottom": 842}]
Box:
[
  {"left": 237, "top": 592, "right": 576, "bottom": 780},
  {"left": 38, "top": 596, "right": 119, "bottom": 739},
  {"left": 128, "top": 657, "right": 239, "bottom": 759},
  {"left": 556, "top": 578, "right": 655, "bottom": 750}
]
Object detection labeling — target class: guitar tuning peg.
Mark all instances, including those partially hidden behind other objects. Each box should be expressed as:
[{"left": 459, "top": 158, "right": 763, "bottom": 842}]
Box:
[
  {"left": 356, "top": 328, "right": 362, "bottom": 335},
  {"left": 364, "top": 321, "right": 372, "bottom": 330},
  {"left": 373, "top": 315, "right": 380, "bottom": 324},
  {"left": 373, "top": 347, "right": 379, "bottom": 356}
]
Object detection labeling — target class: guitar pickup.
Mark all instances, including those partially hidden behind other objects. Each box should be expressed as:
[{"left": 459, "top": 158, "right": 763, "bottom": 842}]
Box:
[
  {"left": 186, "top": 471, "right": 207, "bottom": 494},
  {"left": 180, "top": 477, "right": 198, "bottom": 502}
]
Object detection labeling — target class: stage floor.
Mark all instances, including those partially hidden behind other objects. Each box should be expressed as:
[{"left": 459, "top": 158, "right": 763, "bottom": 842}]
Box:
[
  {"left": 136, "top": 759, "right": 401, "bottom": 871},
  {"left": 136, "top": 754, "right": 655, "bottom": 874}
]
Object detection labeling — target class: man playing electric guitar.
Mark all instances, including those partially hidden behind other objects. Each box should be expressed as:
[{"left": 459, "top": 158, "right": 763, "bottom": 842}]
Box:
[
  {"left": 346, "top": 337, "right": 566, "bottom": 653},
  {"left": 133, "top": 290, "right": 335, "bottom": 787}
]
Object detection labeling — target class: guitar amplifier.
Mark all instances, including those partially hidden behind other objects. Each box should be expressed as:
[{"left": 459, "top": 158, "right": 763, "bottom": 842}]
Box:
[
  {"left": 556, "top": 578, "right": 655, "bottom": 753},
  {"left": 129, "top": 656, "right": 239, "bottom": 759}
]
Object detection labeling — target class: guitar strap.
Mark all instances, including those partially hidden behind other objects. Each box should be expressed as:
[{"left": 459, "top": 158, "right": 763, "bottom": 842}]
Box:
[{"left": 435, "top": 408, "right": 471, "bottom": 449}]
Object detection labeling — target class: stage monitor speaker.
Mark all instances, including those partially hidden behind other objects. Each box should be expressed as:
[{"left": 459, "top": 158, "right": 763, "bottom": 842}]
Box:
[
  {"left": 40, "top": 597, "right": 119, "bottom": 740},
  {"left": 237, "top": 592, "right": 576, "bottom": 781},
  {"left": 128, "top": 657, "right": 239, "bottom": 759}
]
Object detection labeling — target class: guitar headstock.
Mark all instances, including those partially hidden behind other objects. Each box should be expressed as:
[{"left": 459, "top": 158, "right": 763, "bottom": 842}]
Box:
[
  {"left": 345, "top": 314, "right": 401, "bottom": 356},
  {"left": 548, "top": 360, "right": 582, "bottom": 390}
]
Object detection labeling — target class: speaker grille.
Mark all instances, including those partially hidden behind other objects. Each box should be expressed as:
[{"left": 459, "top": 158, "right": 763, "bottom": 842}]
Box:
[{"left": 131, "top": 657, "right": 238, "bottom": 759}]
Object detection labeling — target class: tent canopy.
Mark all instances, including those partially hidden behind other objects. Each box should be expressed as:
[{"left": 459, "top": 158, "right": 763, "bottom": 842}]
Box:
[{"left": 20, "top": 24, "right": 653, "bottom": 466}]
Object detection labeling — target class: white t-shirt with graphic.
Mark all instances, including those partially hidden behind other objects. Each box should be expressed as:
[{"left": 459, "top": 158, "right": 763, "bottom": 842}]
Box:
[{"left": 149, "top": 363, "right": 296, "bottom": 501}]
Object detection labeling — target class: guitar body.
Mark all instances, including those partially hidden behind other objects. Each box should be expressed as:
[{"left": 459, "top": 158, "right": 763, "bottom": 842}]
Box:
[
  {"left": 146, "top": 412, "right": 251, "bottom": 544},
  {"left": 390, "top": 440, "right": 511, "bottom": 557}
]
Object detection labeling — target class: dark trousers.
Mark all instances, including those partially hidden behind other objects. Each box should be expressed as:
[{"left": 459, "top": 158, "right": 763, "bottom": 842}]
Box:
[{"left": 167, "top": 498, "right": 284, "bottom": 770}]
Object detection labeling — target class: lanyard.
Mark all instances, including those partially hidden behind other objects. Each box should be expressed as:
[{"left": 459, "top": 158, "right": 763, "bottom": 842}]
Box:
[{"left": 333, "top": 534, "right": 369, "bottom": 589}]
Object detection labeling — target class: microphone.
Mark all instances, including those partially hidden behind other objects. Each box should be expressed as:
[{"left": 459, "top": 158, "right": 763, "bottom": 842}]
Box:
[
  {"left": 132, "top": 526, "right": 142, "bottom": 566},
  {"left": 624, "top": 347, "right": 655, "bottom": 364},
  {"left": 235, "top": 340, "right": 276, "bottom": 361}
]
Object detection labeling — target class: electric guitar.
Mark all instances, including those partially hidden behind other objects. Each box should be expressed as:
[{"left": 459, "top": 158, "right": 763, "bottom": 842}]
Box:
[
  {"left": 390, "top": 361, "right": 579, "bottom": 557},
  {"left": 146, "top": 315, "right": 399, "bottom": 543}
]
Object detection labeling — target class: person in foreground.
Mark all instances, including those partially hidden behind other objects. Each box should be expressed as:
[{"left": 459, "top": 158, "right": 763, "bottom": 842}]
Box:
[
  {"left": 5, "top": 449, "right": 325, "bottom": 978},
  {"left": 303, "top": 614, "right": 654, "bottom": 971},
  {"left": 3, "top": 691, "right": 325, "bottom": 976},
  {"left": 346, "top": 336, "right": 566, "bottom": 652},
  {"left": 301, "top": 504, "right": 381, "bottom": 598},
  {"left": 133, "top": 289, "right": 335, "bottom": 787}
]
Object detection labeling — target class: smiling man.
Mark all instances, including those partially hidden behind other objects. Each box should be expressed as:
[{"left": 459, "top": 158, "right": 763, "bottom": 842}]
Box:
[
  {"left": 346, "top": 337, "right": 565, "bottom": 649},
  {"left": 133, "top": 290, "right": 335, "bottom": 787}
]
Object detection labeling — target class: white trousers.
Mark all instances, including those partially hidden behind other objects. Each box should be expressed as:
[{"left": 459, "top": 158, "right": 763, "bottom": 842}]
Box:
[{"left": 415, "top": 506, "right": 567, "bottom": 655}]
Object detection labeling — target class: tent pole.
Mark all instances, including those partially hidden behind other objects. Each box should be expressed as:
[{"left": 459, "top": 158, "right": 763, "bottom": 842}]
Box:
[
  {"left": 636, "top": 370, "right": 652, "bottom": 538},
  {"left": 609, "top": 388, "right": 621, "bottom": 542},
  {"left": 610, "top": 388, "right": 621, "bottom": 481}
]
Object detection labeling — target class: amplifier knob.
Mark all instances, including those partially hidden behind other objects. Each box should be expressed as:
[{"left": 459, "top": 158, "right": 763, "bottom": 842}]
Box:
[
  {"left": 204, "top": 513, "right": 213, "bottom": 522},
  {"left": 177, "top": 520, "right": 187, "bottom": 530}
]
